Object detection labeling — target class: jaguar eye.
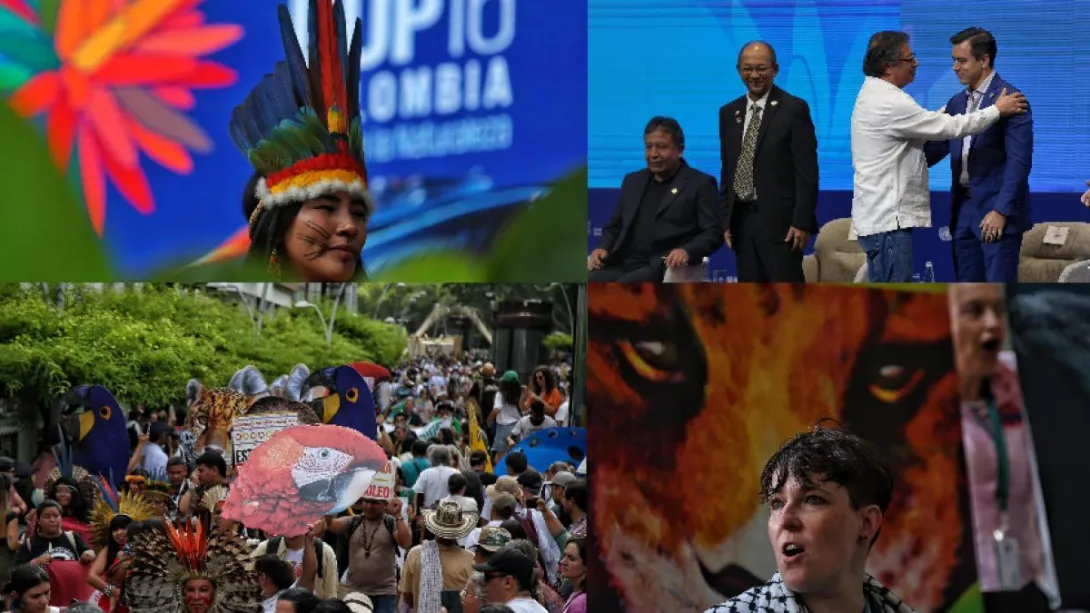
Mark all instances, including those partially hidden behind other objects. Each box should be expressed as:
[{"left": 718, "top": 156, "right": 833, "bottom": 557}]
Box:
[
  {"left": 617, "top": 339, "right": 681, "bottom": 382},
  {"left": 868, "top": 364, "right": 925, "bottom": 403}
]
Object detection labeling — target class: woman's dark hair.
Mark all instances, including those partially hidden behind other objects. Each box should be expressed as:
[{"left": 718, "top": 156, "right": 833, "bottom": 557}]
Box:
[
  {"left": 563, "top": 480, "right": 587, "bottom": 513},
  {"left": 530, "top": 367, "right": 556, "bottom": 395},
  {"left": 50, "top": 477, "right": 89, "bottom": 522},
  {"left": 437, "top": 428, "right": 455, "bottom": 446},
  {"left": 243, "top": 172, "right": 366, "bottom": 280},
  {"left": 277, "top": 587, "right": 321, "bottom": 613},
  {"left": 105, "top": 514, "right": 134, "bottom": 567},
  {"left": 565, "top": 538, "right": 587, "bottom": 590},
  {"left": 499, "top": 378, "right": 521, "bottom": 407},
  {"left": 4, "top": 563, "right": 49, "bottom": 599},
  {"left": 863, "top": 31, "right": 910, "bottom": 77},
  {"left": 760, "top": 422, "right": 893, "bottom": 543}
]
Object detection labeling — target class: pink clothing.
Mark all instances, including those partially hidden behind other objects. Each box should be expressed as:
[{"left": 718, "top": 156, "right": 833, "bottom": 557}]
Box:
[
  {"left": 959, "top": 352, "right": 1043, "bottom": 592},
  {"left": 563, "top": 592, "right": 586, "bottom": 613}
]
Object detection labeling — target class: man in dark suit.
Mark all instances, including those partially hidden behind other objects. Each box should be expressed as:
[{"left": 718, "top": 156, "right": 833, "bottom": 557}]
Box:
[
  {"left": 925, "top": 28, "right": 1032, "bottom": 283},
  {"left": 588, "top": 116, "right": 723, "bottom": 282},
  {"left": 719, "top": 41, "right": 818, "bottom": 283}
]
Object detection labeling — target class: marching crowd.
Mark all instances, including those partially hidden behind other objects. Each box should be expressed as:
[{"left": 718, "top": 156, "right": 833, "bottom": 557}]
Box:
[{"left": 0, "top": 356, "right": 586, "bottom": 613}]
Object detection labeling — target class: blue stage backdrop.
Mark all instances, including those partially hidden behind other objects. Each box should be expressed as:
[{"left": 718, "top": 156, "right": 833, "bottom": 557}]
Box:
[
  {"left": 0, "top": 0, "right": 587, "bottom": 276},
  {"left": 587, "top": 0, "right": 1090, "bottom": 282}
]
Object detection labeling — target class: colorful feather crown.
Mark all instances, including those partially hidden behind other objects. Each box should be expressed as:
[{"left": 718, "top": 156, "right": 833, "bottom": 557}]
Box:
[
  {"left": 90, "top": 477, "right": 154, "bottom": 548},
  {"left": 229, "top": 0, "right": 370, "bottom": 225}
]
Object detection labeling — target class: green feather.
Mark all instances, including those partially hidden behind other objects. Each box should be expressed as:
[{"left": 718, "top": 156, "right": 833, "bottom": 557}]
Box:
[
  {"left": 348, "top": 118, "right": 363, "bottom": 161},
  {"left": 249, "top": 140, "right": 295, "bottom": 175}
]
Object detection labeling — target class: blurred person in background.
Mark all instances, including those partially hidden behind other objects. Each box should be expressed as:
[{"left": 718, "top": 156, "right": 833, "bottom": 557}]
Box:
[{"left": 949, "top": 283, "right": 1053, "bottom": 613}]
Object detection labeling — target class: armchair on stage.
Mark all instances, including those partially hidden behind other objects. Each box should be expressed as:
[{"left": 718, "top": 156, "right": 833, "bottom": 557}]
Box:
[{"left": 800, "top": 218, "right": 1090, "bottom": 283}]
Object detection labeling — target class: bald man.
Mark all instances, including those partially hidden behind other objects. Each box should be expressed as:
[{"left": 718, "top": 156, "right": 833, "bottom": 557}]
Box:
[{"left": 719, "top": 41, "right": 818, "bottom": 283}]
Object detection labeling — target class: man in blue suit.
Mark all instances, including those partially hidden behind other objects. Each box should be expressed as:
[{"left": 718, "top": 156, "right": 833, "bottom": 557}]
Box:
[{"left": 925, "top": 28, "right": 1032, "bottom": 282}]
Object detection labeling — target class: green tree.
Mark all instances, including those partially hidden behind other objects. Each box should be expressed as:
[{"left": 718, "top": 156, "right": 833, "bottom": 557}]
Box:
[{"left": 0, "top": 285, "right": 406, "bottom": 421}]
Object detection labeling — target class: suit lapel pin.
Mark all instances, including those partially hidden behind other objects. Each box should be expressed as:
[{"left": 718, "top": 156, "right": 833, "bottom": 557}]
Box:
[
  {"left": 770, "top": 100, "right": 778, "bottom": 107},
  {"left": 671, "top": 188, "right": 678, "bottom": 194},
  {"left": 735, "top": 110, "right": 742, "bottom": 123}
]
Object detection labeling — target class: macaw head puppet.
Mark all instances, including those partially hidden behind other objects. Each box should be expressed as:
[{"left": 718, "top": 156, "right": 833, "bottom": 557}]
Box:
[{"left": 222, "top": 424, "right": 386, "bottom": 536}]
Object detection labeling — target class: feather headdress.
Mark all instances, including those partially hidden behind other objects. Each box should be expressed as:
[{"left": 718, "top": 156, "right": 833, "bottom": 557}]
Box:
[
  {"left": 229, "top": 0, "right": 370, "bottom": 225},
  {"left": 127, "top": 519, "right": 260, "bottom": 613},
  {"left": 90, "top": 476, "right": 154, "bottom": 548},
  {"left": 47, "top": 428, "right": 99, "bottom": 510}
]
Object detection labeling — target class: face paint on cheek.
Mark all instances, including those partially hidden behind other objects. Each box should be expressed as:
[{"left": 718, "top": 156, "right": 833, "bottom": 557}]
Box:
[{"left": 296, "top": 220, "right": 334, "bottom": 261}]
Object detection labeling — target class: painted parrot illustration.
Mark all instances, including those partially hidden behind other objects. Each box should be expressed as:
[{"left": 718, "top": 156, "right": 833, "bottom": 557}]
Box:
[
  {"left": 58, "top": 385, "right": 130, "bottom": 486},
  {"left": 220, "top": 424, "right": 387, "bottom": 536},
  {"left": 303, "top": 366, "right": 377, "bottom": 440}
]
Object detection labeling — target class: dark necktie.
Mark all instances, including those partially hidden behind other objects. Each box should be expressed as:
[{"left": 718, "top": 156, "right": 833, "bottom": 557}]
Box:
[{"left": 734, "top": 104, "right": 762, "bottom": 200}]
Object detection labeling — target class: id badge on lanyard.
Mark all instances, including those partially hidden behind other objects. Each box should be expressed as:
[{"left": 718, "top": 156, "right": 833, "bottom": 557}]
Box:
[{"left": 986, "top": 398, "right": 1023, "bottom": 591}]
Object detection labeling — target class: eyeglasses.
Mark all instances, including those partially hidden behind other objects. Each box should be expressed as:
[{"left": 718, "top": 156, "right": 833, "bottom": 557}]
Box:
[
  {"left": 898, "top": 55, "right": 917, "bottom": 63},
  {"left": 739, "top": 66, "right": 771, "bottom": 75}
]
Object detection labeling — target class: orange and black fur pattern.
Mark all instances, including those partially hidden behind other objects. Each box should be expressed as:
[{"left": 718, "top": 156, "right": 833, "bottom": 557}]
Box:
[{"left": 587, "top": 284, "right": 976, "bottom": 613}]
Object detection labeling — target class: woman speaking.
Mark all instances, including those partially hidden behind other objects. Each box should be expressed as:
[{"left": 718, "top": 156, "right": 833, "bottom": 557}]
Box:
[{"left": 704, "top": 425, "right": 914, "bottom": 613}]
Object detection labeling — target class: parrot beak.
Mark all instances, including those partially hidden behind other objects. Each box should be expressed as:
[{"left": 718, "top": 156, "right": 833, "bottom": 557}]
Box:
[
  {"left": 321, "top": 394, "right": 341, "bottom": 424},
  {"left": 60, "top": 411, "right": 94, "bottom": 443},
  {"left": 296, "top": 464, "right": 377, "bottom": 515}
]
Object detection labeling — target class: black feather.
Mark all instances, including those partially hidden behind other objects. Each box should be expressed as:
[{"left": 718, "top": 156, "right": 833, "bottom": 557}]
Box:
[
  {"left": 334, "top": 0, "right": 348, "bottom": 83},
  {"left": 277, "top": 4, "right": 310, "bottom": 106},
  {"left": 306, "top": 0, "right": 325, "bottom": 118},
  {"left": 346, "top": 17, "right": 362, "bottom": 120}
]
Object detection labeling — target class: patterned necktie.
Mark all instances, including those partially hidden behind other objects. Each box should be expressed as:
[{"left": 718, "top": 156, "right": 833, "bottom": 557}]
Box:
[{"left": 733, "top": 103, "right": 762, "bottom": 201}]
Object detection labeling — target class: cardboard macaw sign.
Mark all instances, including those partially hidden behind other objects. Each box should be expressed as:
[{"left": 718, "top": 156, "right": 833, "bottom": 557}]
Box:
[
  {"left": 360, "top": 462, "right": 396, "bottom": 500},
  {"left": 220, "top": 424, "right": 388, "bottom": 537}
]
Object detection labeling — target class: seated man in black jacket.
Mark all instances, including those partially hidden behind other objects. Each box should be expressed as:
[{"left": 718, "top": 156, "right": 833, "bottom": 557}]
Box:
[{"left": 588, "top": 116, "right": 724, "bottom": 282}]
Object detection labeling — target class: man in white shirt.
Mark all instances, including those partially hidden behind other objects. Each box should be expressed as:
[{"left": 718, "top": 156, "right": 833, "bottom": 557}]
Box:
[
  {"left": 413, "top": 445, "right": 458, "bottom": 510},
  {"left": 850, "top": 30, "right": 1026, "bottom": 282}
]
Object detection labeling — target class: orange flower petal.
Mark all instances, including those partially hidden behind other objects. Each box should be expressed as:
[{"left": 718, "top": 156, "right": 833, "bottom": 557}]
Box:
[
  {"left": 101, "top": 141, "right": 155, "bottom": 214},
  {"left": 194, "top": 226, "right": 250, "bottom": 265},
  {"left": 128, "top": 117, "right": 193, "bottom": 174},
  {"left": 186, "top": 61, "right": 236, "bottom": 89},
  {"left": 46, "top": 97, "right": 78, "bottom": 172},
  {"left": 94, "top": 54, "right": 199, "bottom": 85},
  {"left": 9, "top": 71, "right": 60, "bottom": 117},
  {"left": 55, "top": 0, "right": 90, "bottom": 60},
  {"left": 77, "top": 125, "right": 107, "bottom": 235},
  {"left": 85, "top": 0, "right": 113, "bottom": 33},
  {"left": 134, "top": 24, "right": 243, "bottom": 55},
  {"left": 152, "top": 86, "right": 195, "bottom": 110},
  {"left": 86, "top": 88, "right": 138, "bottom": 168},
  {"left": 61, "top": 65, "right": 92, "bottom": 111}
]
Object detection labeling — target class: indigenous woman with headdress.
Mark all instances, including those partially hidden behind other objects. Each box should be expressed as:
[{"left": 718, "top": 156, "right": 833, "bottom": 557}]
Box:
[
  {"left": 86, "top": 484, "right": 154, "bottom": 613},
  {"left": 43, "top": 478, "right": 92, "bottom": 545},
  {"left": 230, "top": 0, "right": 372, "bottom": 282},
  {"left": 126, "top": 510, "right": 261, "bottom": 613}
]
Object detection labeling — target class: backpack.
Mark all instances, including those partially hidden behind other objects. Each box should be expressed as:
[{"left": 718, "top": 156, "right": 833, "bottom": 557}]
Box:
[
  {"left": 27, "top": 531, "right": 78, "bottom": 557},
  {"left": 348, "top": 514, "right": 399, "bottom": 557},
  {"left": 267, "top": 536, "right": 327, "bottom": 578}
]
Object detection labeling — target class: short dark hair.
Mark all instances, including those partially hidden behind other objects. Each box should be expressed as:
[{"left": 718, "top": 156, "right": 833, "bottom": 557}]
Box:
[
  {"left": 411, "top": 439, "right": 430, "bottom": 457},
  {"left": 643, "top": 116, "right": 685, "bottom": 149},
  {"left": 506, "top": 451, "right": 528, "bottom": 474},
  {"left": 195, "top": 451, "right": 227, "bottom": 478},
  {"left": 736, "top": 40, "right": 778, "bottom": 66},
  {"left": 254, "top": 555, "right": 295, "bottom": 591},
  {"left": 563, "top": 479, "right": 587, "bottom": 512},
  {"left": 950, "top": 27, "right": 997, "bottom": 67},
  {"left": 760, "top": 422, "right": 893, "bottom": 543},
  {"left": 470, "top": 450, "right": 489, "bottom": 467},
  {"left": 448, "top": 471, "right": 468, "bottom": 494},
  {"left": 277, "top": 588, "right": 321, "bottom": 613},
  {"left": 167, "top": 457, "right": 188, "bottom": 470},
  {"left": 864, "top": 31, "right": 910, "bottom": 77}
]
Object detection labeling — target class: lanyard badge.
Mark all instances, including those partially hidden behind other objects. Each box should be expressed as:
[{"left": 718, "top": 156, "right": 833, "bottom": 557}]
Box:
[{"left": 986, "top": 398, "right": 1023, "bottom": 591}]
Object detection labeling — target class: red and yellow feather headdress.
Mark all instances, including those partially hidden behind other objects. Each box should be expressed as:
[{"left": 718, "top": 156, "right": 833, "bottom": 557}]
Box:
[{"left": 228, "top": 0, "right": 370, "bottom": 226}]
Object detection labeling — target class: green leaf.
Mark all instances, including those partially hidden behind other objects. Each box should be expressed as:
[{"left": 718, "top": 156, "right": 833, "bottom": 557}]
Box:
[
  {"left": 946, "top": 582, "right": 983, "bottom": 613},
  {"left": 370, "top": 252, "right": 489, "bottom": 283},
  {"left": 0, "top": 102, "right": 111, "bottom": 280},
  {"left": 485, "top": 165, "right": 587, "bottom": 283},
  {"left": 39, "top": 0, "right": 61, "bottom": 36}
]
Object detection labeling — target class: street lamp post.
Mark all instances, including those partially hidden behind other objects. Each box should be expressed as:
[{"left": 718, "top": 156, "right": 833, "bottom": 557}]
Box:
[
  {"left": 295, "top": 283, "right": 349, "bottom": 345},
  {"left": 220, "top": 284, "right": 258, "bottom": 335}
]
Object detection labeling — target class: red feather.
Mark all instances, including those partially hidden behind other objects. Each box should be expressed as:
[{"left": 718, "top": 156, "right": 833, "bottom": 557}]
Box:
[{"left": 316, "top": 0, "right": 339, "bottom": 116}]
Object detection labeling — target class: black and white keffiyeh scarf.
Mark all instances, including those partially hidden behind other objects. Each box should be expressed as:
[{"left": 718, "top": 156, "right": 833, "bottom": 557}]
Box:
[{"left": 704, "top": 573, "right": 915, "bottom": 613}]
